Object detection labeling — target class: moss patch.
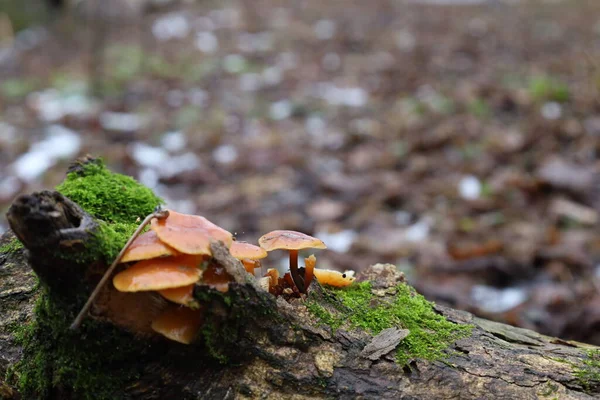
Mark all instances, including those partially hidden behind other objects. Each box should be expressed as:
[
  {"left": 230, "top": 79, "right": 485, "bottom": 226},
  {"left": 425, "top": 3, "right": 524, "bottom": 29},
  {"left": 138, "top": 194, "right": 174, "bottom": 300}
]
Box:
[
  {"left": 0, "top": 238, "right": 24, "bottom": 254},
  {"left": 6, "top": 286, "right": 157, "bottom": 400},
  {"left": 307, "top": 282, "right": 473, "bottom": 364},
  {"left": 56, "top": 158, "right": 162, "bottom": 224},
  {"left": 55, "top": 159, "right": 162, "bottom": 264},
  {"left": 5, "top": 159, "right": 167, "bottom": 398},
  {"left": 573, "top": 349, "right": 600, "bottom": 393}
]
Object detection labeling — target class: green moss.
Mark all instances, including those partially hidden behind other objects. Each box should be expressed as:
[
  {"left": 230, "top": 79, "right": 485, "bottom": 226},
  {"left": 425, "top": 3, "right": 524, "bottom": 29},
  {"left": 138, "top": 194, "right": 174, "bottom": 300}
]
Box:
[
  {"left": 6, "top": 286, "right": 155, "bottom": 400},
  {"left": 528, "top": 75, "right": 570, "bottom": 103},
  {"left": 573, "top": 349, "right": 600, "bottom": 392},
  {"left": 305, "top": 302, "right": 342, "bottom": 332},
  {"left": 0, "top": 238, "right": 24, "bottom": 254},
  {"left": 307, "top": 282, "right": 473, "bottom": 365},
  {"left": 56, "top": 159, "right": 162, "bottom": 224},
  {"left": 53, "top": 158, "right": 162, "bottom": 264},
  {"left": 3, "top": 160, "right": 173, "bottom": 398}
]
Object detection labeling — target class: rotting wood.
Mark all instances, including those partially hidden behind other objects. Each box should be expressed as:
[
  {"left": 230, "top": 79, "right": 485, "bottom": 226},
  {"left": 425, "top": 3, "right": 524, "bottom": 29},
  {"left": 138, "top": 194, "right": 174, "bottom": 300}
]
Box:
[{"left": 1, "top": 168, "right": 599, "bottom": 399}]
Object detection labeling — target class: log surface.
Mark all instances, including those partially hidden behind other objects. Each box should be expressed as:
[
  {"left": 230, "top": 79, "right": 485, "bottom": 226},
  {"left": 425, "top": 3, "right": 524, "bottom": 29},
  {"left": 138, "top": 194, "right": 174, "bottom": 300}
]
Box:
[{"left": 0, "top": 191, "right": 598, "bottom": 400}]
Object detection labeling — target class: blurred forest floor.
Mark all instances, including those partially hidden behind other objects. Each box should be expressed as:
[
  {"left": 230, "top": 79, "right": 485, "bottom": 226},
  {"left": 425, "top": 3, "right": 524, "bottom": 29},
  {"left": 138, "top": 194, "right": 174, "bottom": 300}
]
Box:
[{"left": 1, "top": 0, "right": 600, "bottom": 344}]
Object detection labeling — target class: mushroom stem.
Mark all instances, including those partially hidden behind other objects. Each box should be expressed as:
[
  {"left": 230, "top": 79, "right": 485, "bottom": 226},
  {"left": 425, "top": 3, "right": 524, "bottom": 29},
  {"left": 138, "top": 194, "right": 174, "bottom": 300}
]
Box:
[
  {"left": 70, "top": 207, "right": 170, "bottom": 330},
  {"left": 289, "top": 249, "right": 304, "bottom": 293}
]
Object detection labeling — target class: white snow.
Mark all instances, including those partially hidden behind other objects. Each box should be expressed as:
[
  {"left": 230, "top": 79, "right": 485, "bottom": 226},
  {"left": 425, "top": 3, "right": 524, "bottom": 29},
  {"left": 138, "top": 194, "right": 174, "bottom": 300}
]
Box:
[
  {"left": 459, "top": 175, "right": 482, "bottom": 200},
  {"left": 11, "top": 124, "right": 81, "bottom": 182}
]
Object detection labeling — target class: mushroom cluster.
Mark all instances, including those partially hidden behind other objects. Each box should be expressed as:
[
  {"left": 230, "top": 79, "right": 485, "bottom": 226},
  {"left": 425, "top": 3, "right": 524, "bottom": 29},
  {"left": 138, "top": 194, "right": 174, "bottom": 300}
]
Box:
[
  {"left": 110, "top": 213, "right": 355, "bottom": 344},
  {"left": 257, "top": 230, "right": 356, "bottom": 295},
  {"left": 111, "top": 210, "right": 233, "bottom": 344}
]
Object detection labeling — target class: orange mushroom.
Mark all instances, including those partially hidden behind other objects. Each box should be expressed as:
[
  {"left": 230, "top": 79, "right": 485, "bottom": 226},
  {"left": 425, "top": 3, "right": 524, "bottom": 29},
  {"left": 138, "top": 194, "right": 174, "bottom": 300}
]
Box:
[
  {"left": 264, "top": 268, "right": 280, "bottom": 294},
  {"left": 151, "top": 210, "right": 233, "bottom": 255},
  {"left": 229, "top": 241, "right": 268, "bottom": 273},
  {"left": 304, "top": 254, "right": 316, "bottom": 290},
  {"left": 259, "top": 230, "right": 326, "bottom": 293},
  {"left": 121, "top": 230, "right": 178, "bottom": 263},
  {"left": 113, "top": 254, "right": 203, "bottom": 292},
  {"left": 313, "top": 269, "right": 355, "bottom": 287},
  {"left": 158, "top": 284, "right": 196, "bottom": 307},
  {"left": 151, "top": 305, "right": 204, "bottom": 344}
]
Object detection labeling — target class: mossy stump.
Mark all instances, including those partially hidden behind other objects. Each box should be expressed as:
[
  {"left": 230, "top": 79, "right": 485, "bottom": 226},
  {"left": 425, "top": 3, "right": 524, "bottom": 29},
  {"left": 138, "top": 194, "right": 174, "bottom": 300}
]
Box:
[{"left": 1, "top": 157, "right": 600, "bottom": 399}]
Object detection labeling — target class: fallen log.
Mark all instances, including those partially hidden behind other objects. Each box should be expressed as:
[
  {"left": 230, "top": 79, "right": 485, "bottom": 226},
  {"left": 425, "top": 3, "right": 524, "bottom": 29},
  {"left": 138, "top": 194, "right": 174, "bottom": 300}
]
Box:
[{"left": 0, "top": 158, "right": 599, "bottom": 400}]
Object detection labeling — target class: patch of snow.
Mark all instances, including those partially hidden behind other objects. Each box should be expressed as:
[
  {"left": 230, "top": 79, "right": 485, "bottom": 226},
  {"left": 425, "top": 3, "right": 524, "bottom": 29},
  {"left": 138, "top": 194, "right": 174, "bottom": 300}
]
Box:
[
  {"left": 161, "top": 131, "right": 187, "bottom": 153},
  {"left": 188, "top": 88, "right": 209, "bottom": 107},
  {"left": 138, "top": 168, "right": 160, "bottom": 189},
  {"left": 11, "top": 125, "right": 81, "bottom": 182},
  {"left": 269, "top": 100, "right": 292, "bottom": 120},
  {"left": 394, "top": 211, "right": 412, "bottom": 226},
  {"left": 471, "top": 285, "right": 528, "bottom": 313},
  {"left": 213, "top": 145, "right": 238, "bottom": 165},
  {"left": 152, "top": 13, "right": 190, "bottom": 41},
  {"left": 459, "top": 175, "right": 482, "bottom": 200},
  {"left": 314, "top": 230, "right": 357, "bottom": 253},
  {"left": 395, "top": 30, "right": 416, "bottom": 52},
  {"left": 239, "top": 73, "right": 262, "bottom": 91},
  {"left": 541, "top": 102, "right": 562, "bottom": 120},
  {"left": 319, "top": 84, "right": 368, "bottom": 107},
  {"left": 306, "top": 115, "right": 326, "bottom": 136},
  {"left": 129, "top": 142, "right": 169, "bottom": 169},
  {"left": 238, "top": 32, "right": 273, "bottom": 53},
  {"left": 405, "top": 218, "right": 431, "bottom": 242},
  {"left": 161, "top": 152, "right": 202, "bottom": 177},
  {"left": 314, "top": 19, "right": 336, "bottom": 40},
  {"left": 12, "top": 152, "right": 53, "bottom": 182},
  {"left": 262, "top": 66, "right": 282, "bottom": 86},
  {"left": 195, "top": 32, "right": 218, "bottom": 53},
  {"left": 100, "top": 112, "right": 145, "bottom": 132}
]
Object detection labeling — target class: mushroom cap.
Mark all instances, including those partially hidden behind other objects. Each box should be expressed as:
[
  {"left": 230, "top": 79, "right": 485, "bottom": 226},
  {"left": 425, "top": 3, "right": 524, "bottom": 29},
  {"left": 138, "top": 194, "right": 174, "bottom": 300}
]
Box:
[
  {"left": 151, "top": 210, "right": 233, "bottom": 255},
  {"left": 113, "top": 255, "right": 203, "bottom": 292},
  {"left": 313, "top": 269, "right": 355, "bottom": 287},
  {"left": 151, "top": 305, "right": 204, "bottom": 344},
  {"left": 159, "top": 284, "right": 195, "bottom": 306},
  {"left": 121, "top": 230, "right": 178, "bottom": 263},
  {"left": 242, "top": 259, "right": 260, "bottom": 273},
  {"left": 258, "top": 230, "right": 327, "bottom": 252},
  {"left": 230, "top": 241, "right": 268, "bottom": 260}
]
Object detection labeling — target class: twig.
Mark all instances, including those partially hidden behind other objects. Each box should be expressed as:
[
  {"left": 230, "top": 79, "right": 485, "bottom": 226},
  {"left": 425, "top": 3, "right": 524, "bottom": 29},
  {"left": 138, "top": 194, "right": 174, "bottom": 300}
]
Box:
[{"left": 70, "top": 207, "right": 170, "bottom": 330}]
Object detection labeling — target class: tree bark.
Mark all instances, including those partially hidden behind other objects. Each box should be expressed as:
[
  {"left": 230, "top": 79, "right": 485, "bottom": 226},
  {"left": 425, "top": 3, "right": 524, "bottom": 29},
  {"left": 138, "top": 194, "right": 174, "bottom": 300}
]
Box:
[{"left": 1, "top": 190, "right": 599, "bottom": 399}]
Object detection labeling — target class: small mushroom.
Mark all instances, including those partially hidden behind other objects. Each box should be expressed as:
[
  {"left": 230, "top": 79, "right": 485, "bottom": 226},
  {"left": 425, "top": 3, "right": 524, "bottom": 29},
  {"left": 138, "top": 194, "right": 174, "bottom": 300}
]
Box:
[
  {"left": 229, "top": 241, "right": 268, "bottom": 273},
  {"left": 151, "top": 210, "right": 233, "bottom": 255},
  {"left": 304, "top": 254, "right": 317, "bottom": 290},
  {"left": 158, "top": 284, "right": 197, "bottom": 307},
  {"left": 258, "top": 230, "right": 326, "bottom": 293},
  {"left": 264, "top": 268, "right": 280, "bottom": 294},
  {"left": 121, "top": 230, "right": 178, "bottom": 263},
  {"left": 113, "top": 255, "right": 203, "bottom": 292},
  {"left": 151, "top": 305, "right": 204, "bottom": 344},
  {"left": 313, "top": 269, "right": 356, "bottom": 287}
]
